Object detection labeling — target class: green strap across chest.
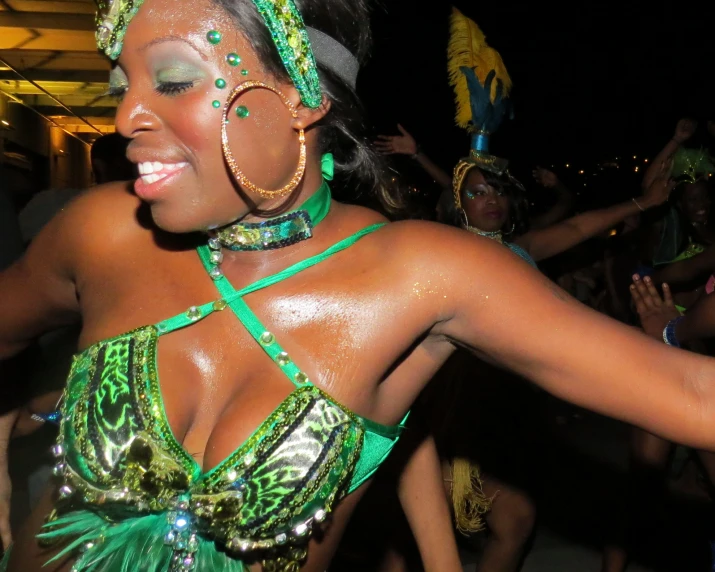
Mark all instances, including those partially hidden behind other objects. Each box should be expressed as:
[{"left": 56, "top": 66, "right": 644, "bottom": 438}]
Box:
[{"left": 156, "top": 223, "right": 386, "bottom": 391}]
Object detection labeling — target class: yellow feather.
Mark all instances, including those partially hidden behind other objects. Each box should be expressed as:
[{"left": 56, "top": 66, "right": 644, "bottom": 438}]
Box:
[{"left": 447, "top": 7, "right": 512, "bottom": 129}]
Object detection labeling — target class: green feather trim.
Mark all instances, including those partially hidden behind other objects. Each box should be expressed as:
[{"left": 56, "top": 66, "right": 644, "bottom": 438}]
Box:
[
  {"left": 37, "top": 510, "right": 247, "bottom": 571},
  {"left": 672, "top": 147, "right": 715, "bottom": 184}
]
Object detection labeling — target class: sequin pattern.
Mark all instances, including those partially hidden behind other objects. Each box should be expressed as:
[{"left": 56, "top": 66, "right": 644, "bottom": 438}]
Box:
[{"left": 49, "top": 328, "right": 363, "bottom": 570}]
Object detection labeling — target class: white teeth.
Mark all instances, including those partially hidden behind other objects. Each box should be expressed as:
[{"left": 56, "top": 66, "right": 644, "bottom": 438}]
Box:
[
  {"left": 137, "top": 161, "right": 188, "bottom": 174},
  {"left": 138, "top": 161, "right": 154, "bottom": 174},
  {"left": 140, "top": 173, "right": 168, "bottom": 185}
]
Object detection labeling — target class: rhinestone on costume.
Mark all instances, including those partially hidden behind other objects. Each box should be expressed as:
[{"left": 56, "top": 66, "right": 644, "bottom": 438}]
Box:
[
  {"left": 294, "top": 372, "right": 309, "bottom": 385},
  {"left": 164, "top": 531, "right": 176, "bottom": 545},
  {"left": 236, "top": 105, "right": 250, "bottom": 119},
  {"left": 208, "top": 237, "right": 221, "bottom": 250},
  {"left": 275, "top": 532, "right": 287, "bottom": 545},
  {"left": 206, "top": 30, "right": 222, "bottom": 44},
  {"left": 182, "top": 556, "right": 194, "bottom": 568},
  {"left": 187, "top": 535, "right": 199, "bottom": 551},
  {"left": 51, "top": 444, "right": 64, "bottom": 457},
  {"left": 174, "top": 515, "right": 189, "bottom": 530},
  {"left": 276, "top": 352, "right": 291, "bottom": 366},
  {"left": 314, "top": 508, "right": 327, "bottom": 522},
  {"left": 177, "top": 500, "right": 189, "bottom": 511},
  {"left": 215, "top": 78, "right": 226, "bottom": 89},
  {"left": 58, "top": 485, "right": 73, "bottom": 498},
  {"left": 243, "top": 453, "right": 255, "bottom": 467},
  {"left": 294, "top": 523, "right": 308, "bottom": 536},
  {"left": 226, "top": 53, "right": 241, "bottom": 66},
  {"left": 186, "top": 306, "right": 202, "bottom": 321},
  {"left": 52, "top": 462, "right": 66, "bottom": 477},
  {"left": 213, "top": 299, "right": 228, "bottom": 311},
  {"left": 209, "top": 250, "right": 223, "bottom": 264},
  {"left": 259, "top": 331, "right": 275, "bottom": 345},
  {"left": 209, "top": 267, "right": 223, "bottom": 280}
]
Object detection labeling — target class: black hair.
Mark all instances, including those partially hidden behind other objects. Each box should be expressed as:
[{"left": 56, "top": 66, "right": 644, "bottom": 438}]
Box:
[{"left": 211, "top": 0, "right": 401, "bottom": 215}]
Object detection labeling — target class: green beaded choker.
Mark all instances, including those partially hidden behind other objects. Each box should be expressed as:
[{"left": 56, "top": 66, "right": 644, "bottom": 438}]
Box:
[{"left": 204, "top": 154, "right": 333, "bottom": 279}]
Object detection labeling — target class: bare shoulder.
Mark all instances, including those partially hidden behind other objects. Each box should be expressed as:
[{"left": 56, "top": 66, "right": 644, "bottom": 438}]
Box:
[{"left": 31, "top": 181, "right": 161, "bottom": 271}]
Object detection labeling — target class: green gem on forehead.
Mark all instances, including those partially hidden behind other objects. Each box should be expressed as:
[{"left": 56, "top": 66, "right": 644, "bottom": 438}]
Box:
[
  {"left": 212, "top": 100, "right": 221, "bottom": 109},
  {"left": 226, "top": 53, "right": 241, "bottom": 66},
  {"left": 241, "top": 69, "right": 249, "bottom": 76},
  {"left": 206, "top": 30, "right": 222, "bottom": 44},
  {"left": 235, "top": 106, "right": 250, "bottom": 119},
  {"left": 215, "top": 78, "right": 226, "bottom": 89}
]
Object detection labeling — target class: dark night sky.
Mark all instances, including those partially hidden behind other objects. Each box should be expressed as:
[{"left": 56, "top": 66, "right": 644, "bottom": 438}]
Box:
[{"left": 358, "top": 0, "right": 715, "bottom": 195}]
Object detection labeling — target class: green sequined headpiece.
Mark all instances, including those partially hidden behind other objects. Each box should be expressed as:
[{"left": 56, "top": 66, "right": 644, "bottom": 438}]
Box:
[
  {"left": 95, "top": 0, "right": 323, "bottom": 108},
  {"left": 672, "top": 147, "right": 715, "bottom": 185}
]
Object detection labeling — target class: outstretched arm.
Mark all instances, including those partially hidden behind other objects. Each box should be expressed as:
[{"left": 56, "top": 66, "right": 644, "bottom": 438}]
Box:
[
  {"left": 650, "top": 245, "right": 715, "bottom": 286},
  {"left": 514, "top": 170, "right": 673, "bottom": 262},
  {"left": 374, "top": 125, "right": 453, "bottom": 191},
  {"left": 415, "top": 225, "right": 715, "bottom": 451}
]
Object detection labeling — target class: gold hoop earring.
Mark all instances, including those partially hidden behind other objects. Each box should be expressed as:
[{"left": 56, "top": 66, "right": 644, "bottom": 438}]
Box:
[{"left": 221, "top": 80, "right": 307, "bottom": 199}]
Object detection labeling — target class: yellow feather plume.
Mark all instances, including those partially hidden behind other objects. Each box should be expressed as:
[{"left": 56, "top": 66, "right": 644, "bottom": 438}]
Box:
[{"left": 448, "top": 7, "right": 512, "bottom": 129}]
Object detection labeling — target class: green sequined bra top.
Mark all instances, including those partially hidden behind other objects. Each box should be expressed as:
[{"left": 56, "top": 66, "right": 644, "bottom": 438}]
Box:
[{"left": 31, "top": 223, "right": 407, "bottom": 572}]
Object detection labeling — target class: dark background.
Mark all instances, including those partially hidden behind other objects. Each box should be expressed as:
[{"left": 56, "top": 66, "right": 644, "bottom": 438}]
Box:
[{"left": 357, "top": 0, "right": 715, "bottom": 208}]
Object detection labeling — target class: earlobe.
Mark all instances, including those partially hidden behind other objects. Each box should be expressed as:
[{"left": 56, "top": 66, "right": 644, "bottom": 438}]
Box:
[{"left": 292, "top": 94, "right": 331, "bottom": 130}]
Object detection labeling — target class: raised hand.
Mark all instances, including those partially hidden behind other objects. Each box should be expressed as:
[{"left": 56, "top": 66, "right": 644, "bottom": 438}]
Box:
[
  {"left": 374, "top": 124, "right": 418, "bottom": 156},
  {"left": 630, "top": 274, "right": 680, "bottom": 340},
  {"left": 532, "top": 167, "right": 560, "bottom": 188},
  {"left": 674, "top": 118, "right": 697, "bottom": 144},
  {"left": 641, "top": 158, "right": 675, "bottom": 208}
]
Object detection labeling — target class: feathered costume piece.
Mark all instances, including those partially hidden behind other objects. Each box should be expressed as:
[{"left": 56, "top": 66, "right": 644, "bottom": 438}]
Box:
[
  {"left": 448, "top": 6, "right": 513, "bottom": 179},
  {"left": 672, "top": 147, "right": 715, "bottom": 184},
  {"left": 449, "top": 6, "right": 518, "bottom": 220}
]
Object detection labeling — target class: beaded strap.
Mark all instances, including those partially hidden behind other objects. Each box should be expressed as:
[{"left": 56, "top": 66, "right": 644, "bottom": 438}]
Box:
[{"left": 663, "top": 316, "right": 685, "bottom": 347}]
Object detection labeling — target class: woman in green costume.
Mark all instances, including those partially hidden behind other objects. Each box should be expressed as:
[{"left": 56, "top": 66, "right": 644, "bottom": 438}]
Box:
[{"left": 4, "top": 0, "right": 715, "bottom": 571}]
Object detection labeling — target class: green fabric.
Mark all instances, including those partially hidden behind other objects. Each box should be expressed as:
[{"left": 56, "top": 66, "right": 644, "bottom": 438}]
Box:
[{"left": 40, "top": 221, "right": 407, "bottom": 571}]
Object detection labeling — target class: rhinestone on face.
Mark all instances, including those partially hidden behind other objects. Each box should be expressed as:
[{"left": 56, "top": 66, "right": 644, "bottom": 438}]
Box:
[
  {"left": 212, "top": 299, "right": 228, "bottom": 311},
  {"left": 212, "top": 100, "right": 221, "bottom": 109},
  {"left": 206, "top": 30, "right": 222, "bottom": 44},
  {"left": 215, "top": 78, "right": 226, "bottom": 89},
  {"left": 276, "top": 352, "right": 291, "bottom": 366},
  {"left": 241, "top": 69, "right": 249, "bottom": 76},
  {"left": 235, "top": 105, "right": 250, "bottom": 119},
  {"left": 226, "top": 53, "right": 241, "bottom": 66},
  {"left": 186, "top": 306, "right": 202, "bottom": 321},
  {"left": 259, "top": 332, "right": 275, "bottom": 346}
]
